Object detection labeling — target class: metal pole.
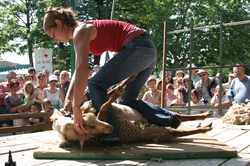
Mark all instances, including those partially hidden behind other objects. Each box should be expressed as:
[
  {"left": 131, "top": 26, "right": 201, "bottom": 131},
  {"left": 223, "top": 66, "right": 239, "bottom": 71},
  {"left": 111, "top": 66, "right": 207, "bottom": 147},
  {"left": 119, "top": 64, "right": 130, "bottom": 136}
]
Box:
[
  {"left": 219, "top": 13, "right": 224, "bottom": 114},
  {"left": 187, "top": 18, "right": 194, "bottom": 114},
  {"left": 110, "top": 0, "right": 116, "bottom": 20},
  {"left": 161, "top": 22, "right": 167, "bottom": 108}
]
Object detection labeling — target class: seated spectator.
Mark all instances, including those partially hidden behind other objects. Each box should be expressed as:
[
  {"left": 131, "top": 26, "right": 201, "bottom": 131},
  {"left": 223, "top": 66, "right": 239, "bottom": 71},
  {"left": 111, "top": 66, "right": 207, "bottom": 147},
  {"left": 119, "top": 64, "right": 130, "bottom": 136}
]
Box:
[
  {"left": 183, "top": 75, "right": 195, "bottom": 90},
  {"left": 0, "top": 71, "right": 17, "bottom": 127},
  {"left": 174, "top": 77, "right": 185, "bottom": 106},
  {"left": 195, "top": 69, "right": 219, "bottom": 105},
  {"left": 34, "top": 72, "right": 48, "bottom": 110},
  {"left": 165, "top": 84, "right": 177, "bottom": 107},
  {"left": 181, "top": 75, "right": 195, "bottom": 105},
  {"left": 188, "top": 89, "right": 205, "bottom": 115},
  {"left": 53, "top": 69, "right": 60, "bottom": 82},
  {"left": 58, "top": 70, "right": 70, "bottom": 98},
  {"left": 186, "top": 64, "right": 200, "bottom": 85},
  {"left": 223, "top": 73, "right": 235, "bottom": 93},
  {"left": 91, "top": 64, "right": 100, "bottom": 77},
  {"left": 211, "top": 85, "right": 230, "bottom": 117},
  {"left": 142, "top": 76, "right": 161, "bottom": 106},
  {"left": 28, "top": 104, "right": 44, "bottom": 126},
  {"left": 43, "top": 75, "right": 65, "bottom": 109},
  {"left": 227, "top": 66, "right": 250, "bottom": 104},
  {"left": 28, "top": 67, "right": 37, "bottom": 85},
  {"left": 171, "top": 99, "right": 180, "bottom": 107},
  {"left": 5, "top": 79, "right": 28, "bottom": 126},
  {"left": 21, "top": 81, "right": 37, "bottom": 109},
  {"left": 24, "top": 74, "right": 33, "bottom": 83},
  {"left": 41, "top": 98, "right": 56, "bottom": 124},
  {"left": 16, "top": 75, "right": 24, "bottom": 93},
  {"left": 156, "top": 79, "right": 163, "bottom": 91},
  {"left": 175, "top": 70, "right": 185, "bottom": 79}
]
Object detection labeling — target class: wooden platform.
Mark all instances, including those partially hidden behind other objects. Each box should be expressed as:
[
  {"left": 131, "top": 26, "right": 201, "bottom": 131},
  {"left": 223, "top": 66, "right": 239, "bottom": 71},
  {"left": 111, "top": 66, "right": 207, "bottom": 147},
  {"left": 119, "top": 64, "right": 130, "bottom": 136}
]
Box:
[
  {"left": 33, "top": 130, "right": 236, "bottom": 160},
  {"left": 1, "top": 118, "right": 250, "bottom": 166}
]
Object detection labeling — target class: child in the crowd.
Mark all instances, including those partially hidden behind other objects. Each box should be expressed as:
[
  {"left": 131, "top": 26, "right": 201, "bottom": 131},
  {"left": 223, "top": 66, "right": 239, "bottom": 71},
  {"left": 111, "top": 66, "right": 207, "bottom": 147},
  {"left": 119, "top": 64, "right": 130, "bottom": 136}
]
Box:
[
  {"left": 188, "top": 89, "right": 205, "bottom": 114},
  {"left": 29, "top": 104, "right": 45, "bottom": 126},
  {"left": 211, "top": 85, "right": 230, "bottom": 117},
  {"left": 142, "top": 76, "right": 161, "bottom": 106},
  {"left": 21, "top": 81, "right": 37, "bottom": 109},
  {"left": 165, "top": 84, "right": 177, "bottom": 107},
  {"left": 41, "top": 98, "right": 55, "bottom": 124}
]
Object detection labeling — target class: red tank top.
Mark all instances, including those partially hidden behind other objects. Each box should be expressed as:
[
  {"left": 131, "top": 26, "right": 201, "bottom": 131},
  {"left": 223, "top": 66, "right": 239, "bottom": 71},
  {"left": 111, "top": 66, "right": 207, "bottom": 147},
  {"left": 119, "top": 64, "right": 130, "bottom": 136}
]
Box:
[{"left": 89, "top": 20, "right": 146, "bottom": 55}]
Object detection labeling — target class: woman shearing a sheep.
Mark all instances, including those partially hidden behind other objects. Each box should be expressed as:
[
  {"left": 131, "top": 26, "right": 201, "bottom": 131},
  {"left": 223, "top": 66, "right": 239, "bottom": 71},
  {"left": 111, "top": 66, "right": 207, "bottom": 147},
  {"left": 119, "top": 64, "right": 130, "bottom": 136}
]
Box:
[{"left": 43, "top": 7, "right": 212, "bottom": 142}]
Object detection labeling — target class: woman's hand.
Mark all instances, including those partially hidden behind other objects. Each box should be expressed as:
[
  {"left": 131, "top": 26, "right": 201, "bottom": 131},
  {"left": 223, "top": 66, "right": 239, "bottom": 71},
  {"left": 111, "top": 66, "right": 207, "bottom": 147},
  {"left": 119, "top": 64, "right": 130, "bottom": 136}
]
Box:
[
  {"left": 64, "top": 98, "right": 72, "bottom": 112},
  {"left": 73, "top": 106, "right": 84, "bottom": 134}
]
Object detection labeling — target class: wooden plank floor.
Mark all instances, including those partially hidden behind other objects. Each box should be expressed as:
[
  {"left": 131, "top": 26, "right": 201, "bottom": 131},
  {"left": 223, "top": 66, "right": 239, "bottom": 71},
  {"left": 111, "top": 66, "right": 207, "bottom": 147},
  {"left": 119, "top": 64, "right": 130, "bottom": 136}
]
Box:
[{"left": 0, "top": 118, "right": 250, "bottom": 166}]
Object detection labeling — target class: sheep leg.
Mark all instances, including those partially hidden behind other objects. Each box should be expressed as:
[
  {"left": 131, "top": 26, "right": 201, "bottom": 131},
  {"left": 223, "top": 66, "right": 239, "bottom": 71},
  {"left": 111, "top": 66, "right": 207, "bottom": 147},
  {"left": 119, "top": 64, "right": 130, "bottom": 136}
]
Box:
[
  {"left": 171, "top": 123, "right": 213, "bottom": 137},
  {"left": 107, "top": 74, "right": 137, "bottom": 97},
  {"left": 174, "top": 110, "right": 213, "bottom": 122},
  {"left": 98, "top": 74, "right": 137, "bottom": 121}
]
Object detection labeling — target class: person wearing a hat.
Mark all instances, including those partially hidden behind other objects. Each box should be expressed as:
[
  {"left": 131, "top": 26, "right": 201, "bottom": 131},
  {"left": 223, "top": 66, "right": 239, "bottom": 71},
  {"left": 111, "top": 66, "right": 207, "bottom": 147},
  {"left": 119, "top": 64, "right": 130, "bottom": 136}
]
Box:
[
  {"left": 170, "top": 99, "right": 180, "bottom": 106},
  {"left": 195, "top": 69, "right": 219, "bottom": 105},
  {"left": 42, "top": 75, "right": 65, "bottom": 110},
  {"left": 186, "top": 64, "right": 200, "bottom": 85},
  {"left": 222, "top": 73, "right": 235, "bottom": 93}
]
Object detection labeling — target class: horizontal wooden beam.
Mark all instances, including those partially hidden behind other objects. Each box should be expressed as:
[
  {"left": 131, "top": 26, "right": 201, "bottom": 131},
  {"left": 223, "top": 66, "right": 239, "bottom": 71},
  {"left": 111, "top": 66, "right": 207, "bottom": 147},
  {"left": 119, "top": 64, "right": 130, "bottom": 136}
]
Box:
[
  {"left": 0, "top": 123, "right": 52, "bottom": 134},
  {"left": 0, "top": 112, "right": 53, "bottom": 121}
]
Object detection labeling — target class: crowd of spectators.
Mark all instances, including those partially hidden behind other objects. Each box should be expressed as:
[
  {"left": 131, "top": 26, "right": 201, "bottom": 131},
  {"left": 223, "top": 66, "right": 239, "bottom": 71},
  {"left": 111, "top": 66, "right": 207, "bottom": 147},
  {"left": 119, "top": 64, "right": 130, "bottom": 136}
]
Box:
[
  {"left": 142, "top": 64, "right": 250, "bottom": 118},
  {"left": 0, "top": 67, "right": 72, "bottom": 131},
  {"left": 1, "top": 64, "right": 249, "bottom": 132}
]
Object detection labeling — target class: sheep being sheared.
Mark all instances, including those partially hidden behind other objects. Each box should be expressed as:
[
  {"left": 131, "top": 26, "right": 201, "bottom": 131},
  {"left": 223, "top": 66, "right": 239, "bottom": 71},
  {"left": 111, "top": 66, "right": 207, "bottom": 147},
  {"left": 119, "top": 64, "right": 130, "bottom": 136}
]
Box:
[
  {"left": 50, "top": 109, "right": 113, "bottom": 150},
  {"left": 222, "top": 101, "right": 250, "bottom": 125},
  {"left": 51, "top": 105, "right": 212, "bottom": 149},
  {"left": 51, "top": 75, "right": 213, "bottom": 150}
]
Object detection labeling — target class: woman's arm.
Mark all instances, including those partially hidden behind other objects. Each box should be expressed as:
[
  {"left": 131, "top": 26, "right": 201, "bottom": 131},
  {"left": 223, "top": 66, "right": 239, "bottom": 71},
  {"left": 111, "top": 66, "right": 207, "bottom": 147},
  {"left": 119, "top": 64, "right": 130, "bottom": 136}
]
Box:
[{"left": 71, "top": 23, "right": 97, "bottom": 133}]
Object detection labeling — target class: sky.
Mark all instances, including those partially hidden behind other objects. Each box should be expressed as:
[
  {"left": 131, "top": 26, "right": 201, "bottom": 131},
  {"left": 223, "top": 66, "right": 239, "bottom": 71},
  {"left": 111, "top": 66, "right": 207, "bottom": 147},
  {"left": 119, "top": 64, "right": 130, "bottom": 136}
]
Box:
[
  {"left": 1, "top": 52, "right": 29, "bottom": 64},
  {"left": 0, "top": 52, "right": 30, "bottom": 78}
]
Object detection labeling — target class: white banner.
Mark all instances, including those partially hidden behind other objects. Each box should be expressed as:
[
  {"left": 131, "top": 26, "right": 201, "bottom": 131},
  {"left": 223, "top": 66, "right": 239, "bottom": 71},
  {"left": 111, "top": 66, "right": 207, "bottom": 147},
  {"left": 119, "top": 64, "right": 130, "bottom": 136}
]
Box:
[{"left": 33, "top": 49, "right": 53, "bottom": 74}]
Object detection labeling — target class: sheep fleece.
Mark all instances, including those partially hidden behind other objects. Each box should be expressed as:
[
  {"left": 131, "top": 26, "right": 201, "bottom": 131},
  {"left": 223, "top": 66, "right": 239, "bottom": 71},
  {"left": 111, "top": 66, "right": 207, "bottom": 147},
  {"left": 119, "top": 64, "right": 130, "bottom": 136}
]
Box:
[{"left": 116, "top": 119, "right": 176, "bottom": 143}]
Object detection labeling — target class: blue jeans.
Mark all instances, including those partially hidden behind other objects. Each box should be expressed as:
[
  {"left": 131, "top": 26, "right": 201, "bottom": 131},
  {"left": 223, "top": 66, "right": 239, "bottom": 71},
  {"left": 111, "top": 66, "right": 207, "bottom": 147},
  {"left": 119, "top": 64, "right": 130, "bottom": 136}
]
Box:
[{"left": 88, "top": 34, "right": 175, "bottom": 137}]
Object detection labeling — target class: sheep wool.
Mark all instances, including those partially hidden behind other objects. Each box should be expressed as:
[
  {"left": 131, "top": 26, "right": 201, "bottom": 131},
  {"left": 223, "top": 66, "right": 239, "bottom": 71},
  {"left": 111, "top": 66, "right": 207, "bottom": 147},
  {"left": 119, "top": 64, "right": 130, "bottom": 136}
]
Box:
[
  {"left": 222, "top": 102, "right": 250, "bottom": 125},
  {"left": 117, "top": 119, "right": 176, "bottom": 143}
]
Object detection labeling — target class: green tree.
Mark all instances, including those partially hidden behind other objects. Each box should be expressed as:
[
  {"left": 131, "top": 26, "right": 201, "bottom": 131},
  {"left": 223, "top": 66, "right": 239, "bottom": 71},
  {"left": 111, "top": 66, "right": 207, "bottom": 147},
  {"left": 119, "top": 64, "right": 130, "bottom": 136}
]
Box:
[
  {"left": 114, "top": 0, "right": 250, "bottom": 76},
  {"left": 0, "top": 0, "right": 54, "bottom": 66}
]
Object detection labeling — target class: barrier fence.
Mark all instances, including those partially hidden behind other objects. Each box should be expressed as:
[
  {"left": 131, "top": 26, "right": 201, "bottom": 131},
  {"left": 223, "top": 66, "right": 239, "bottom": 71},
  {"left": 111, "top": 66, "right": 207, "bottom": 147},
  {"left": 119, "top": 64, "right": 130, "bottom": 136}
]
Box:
[{"left": 0, "top": 112, "right": 53, "bottom": 134}]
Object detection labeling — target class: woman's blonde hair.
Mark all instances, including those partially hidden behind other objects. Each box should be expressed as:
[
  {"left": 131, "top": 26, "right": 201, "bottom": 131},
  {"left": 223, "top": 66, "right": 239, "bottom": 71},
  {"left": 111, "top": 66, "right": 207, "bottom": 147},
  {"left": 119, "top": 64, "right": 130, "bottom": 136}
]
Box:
[
  {"left": 23, "top": 81, "right": 34, "bottom": 95},
  {"left": 43, "top": 7, "right": 79, "bottom": 31}
]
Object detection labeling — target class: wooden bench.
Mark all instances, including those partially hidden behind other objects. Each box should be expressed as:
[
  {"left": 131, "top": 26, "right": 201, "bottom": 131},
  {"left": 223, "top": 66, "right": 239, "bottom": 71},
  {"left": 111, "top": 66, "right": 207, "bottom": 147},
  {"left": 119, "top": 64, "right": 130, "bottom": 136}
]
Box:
[{"left": 0, "top": 112, "right": 53, "bottom": 134}]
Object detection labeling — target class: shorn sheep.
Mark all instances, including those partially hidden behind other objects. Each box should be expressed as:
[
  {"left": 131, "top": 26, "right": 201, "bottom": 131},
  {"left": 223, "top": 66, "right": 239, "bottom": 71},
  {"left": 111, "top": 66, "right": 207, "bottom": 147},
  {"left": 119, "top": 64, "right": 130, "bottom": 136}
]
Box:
[
  {"left": 51, "top": 75, "right": 213, "bottom": 150},
  {"left": 51, "top": 103, "right": 212, "bottom": 150},
  {"left": 222, "top": 101, "right": 250, "bottom": 125}
]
